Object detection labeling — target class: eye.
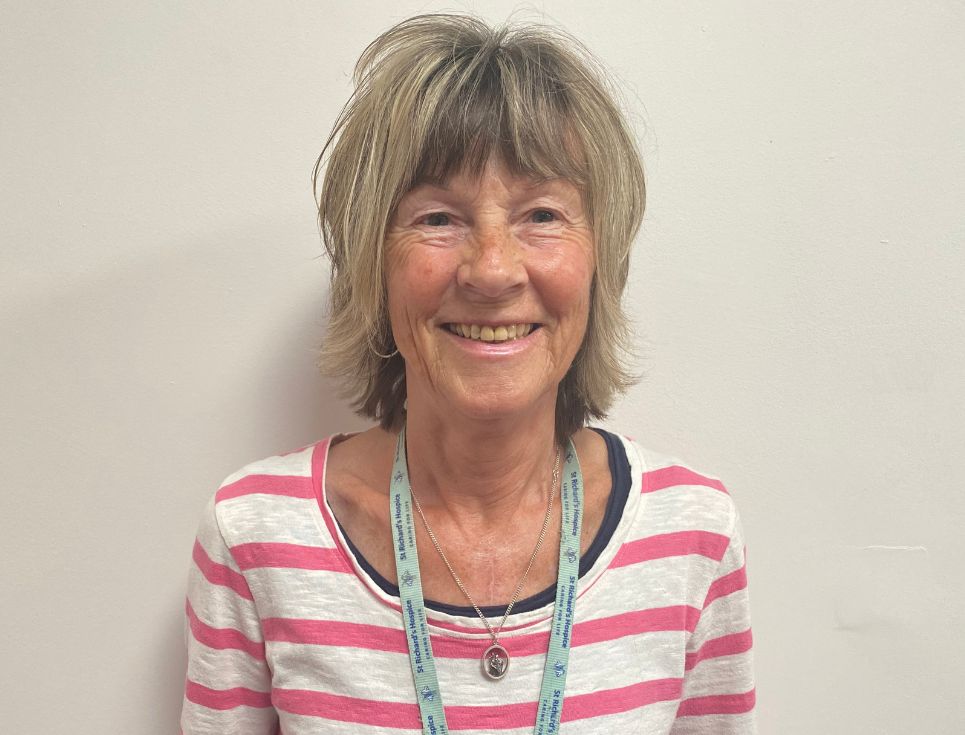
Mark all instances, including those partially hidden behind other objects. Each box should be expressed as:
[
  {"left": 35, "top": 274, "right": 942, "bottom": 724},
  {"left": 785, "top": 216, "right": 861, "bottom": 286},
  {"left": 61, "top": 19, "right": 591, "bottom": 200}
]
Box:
[
  {"left": 423, "top": 212, "right": 451, "bottom": 227},
  {"left": 530, "top": 209, "right": 557, "bottom": 224}
]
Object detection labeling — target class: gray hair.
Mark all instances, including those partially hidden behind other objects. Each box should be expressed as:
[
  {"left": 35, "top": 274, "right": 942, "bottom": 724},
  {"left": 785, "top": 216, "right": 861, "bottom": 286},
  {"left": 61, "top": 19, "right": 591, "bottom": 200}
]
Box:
[{"left": 313, "top": 13, "right": 646, "bottom": 439}]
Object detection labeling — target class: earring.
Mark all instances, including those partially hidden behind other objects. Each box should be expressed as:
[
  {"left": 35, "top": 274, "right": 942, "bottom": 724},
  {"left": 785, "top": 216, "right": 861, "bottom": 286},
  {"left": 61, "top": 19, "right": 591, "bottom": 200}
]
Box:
[
  {"left": 371, "top": 345, "right": 399, "bottom": 359},
  {"left": 369, "top": 334, "right": 399, "bottom": 359}
]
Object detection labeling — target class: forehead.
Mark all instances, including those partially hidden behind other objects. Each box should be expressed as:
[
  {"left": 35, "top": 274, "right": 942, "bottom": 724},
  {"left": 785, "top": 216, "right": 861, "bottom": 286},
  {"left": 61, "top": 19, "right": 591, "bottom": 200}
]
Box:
[{"left": 404, "top": 159, "right": 583, "bottom": 202}]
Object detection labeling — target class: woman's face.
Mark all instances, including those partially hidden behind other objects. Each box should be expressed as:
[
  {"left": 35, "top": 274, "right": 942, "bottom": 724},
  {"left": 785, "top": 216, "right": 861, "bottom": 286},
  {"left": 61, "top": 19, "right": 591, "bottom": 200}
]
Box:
[{"left": 384, "top": 158, "right": 595, "bottom": 425}]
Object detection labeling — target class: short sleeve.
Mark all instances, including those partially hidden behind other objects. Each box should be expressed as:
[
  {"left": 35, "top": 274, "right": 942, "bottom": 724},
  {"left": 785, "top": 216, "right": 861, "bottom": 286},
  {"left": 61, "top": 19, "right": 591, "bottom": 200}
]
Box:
[
  {"left": 180, "top": 495, "right": 279, "bottom": 734},
  {"left": 671, "top": 506, "right": 756, "bottom": 734}
]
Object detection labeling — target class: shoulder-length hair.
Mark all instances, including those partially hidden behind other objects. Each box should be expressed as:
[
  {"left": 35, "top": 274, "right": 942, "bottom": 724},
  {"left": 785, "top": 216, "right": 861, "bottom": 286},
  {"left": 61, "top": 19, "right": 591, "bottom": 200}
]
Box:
[{"left": 313, "top": 13, "right": 646, "bottom": 440}]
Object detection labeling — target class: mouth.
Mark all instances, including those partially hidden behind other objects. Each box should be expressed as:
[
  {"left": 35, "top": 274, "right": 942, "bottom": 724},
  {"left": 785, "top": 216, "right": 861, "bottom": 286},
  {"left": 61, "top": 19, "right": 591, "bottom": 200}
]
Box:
[{"left": 444, "top": 322, "right": 540, "bottom": 344}]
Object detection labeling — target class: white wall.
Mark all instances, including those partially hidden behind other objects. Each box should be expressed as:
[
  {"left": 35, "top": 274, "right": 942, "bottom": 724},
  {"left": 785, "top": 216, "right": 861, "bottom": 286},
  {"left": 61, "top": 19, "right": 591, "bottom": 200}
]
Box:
[{"left": 2, "top": 2, "right": 962, "bottom": 732}]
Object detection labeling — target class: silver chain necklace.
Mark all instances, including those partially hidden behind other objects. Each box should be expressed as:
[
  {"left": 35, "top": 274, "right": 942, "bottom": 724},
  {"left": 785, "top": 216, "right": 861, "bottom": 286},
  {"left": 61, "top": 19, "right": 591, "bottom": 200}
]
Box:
[{"left": 409, "top": 447, "right": 562, "bottom": 681}]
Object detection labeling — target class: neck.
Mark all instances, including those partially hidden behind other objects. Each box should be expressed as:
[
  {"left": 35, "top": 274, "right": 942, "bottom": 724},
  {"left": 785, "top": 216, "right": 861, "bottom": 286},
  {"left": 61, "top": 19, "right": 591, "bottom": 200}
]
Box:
[{"left": 402, "top": 390, "right": 560, "bottom": 528}]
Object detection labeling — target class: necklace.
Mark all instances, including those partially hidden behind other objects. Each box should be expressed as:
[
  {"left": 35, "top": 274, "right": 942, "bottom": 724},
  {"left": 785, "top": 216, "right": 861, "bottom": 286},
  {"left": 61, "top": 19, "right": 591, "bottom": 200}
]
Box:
[
  {"left": 390, "top": 426, "right": 584, "bottom": 735},
  {"left": 409, "top": 447, "right": 561, "bottom": 681}
]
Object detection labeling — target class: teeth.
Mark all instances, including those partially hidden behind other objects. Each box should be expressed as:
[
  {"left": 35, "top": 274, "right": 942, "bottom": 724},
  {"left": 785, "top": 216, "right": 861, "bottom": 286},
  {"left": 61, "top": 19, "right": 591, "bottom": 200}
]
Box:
[{"left": 447, "top": 323, "right": 536, "bottom": 343}]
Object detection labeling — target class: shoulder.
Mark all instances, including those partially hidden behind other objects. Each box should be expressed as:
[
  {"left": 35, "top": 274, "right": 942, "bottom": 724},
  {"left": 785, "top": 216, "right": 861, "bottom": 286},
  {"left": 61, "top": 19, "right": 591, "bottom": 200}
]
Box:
[
  {"left": 204, "top": 440, "right": 322, "bottom": 548},
  {"left": 612, "top": 433, "right": 741, "bottom": 541}
]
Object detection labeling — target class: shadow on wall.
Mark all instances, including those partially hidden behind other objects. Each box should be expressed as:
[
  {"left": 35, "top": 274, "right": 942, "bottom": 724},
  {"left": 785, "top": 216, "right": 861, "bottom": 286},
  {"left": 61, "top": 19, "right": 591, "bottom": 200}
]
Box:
[
  {"left": 1, "top": 221, "right": 370, "bottom": 731},
  {"left": 2, "top": 218, "right": 369, "bottom": 463}
]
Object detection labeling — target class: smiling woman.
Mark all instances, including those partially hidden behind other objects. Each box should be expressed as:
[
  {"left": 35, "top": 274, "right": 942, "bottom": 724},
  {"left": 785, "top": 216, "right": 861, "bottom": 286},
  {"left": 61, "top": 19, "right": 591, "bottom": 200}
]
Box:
[
  {"left": 180, "top": 13, "right": 756, "bottom": 735},
  {"left": 385, "top": 163, "right": 595, "bottom": 431},
  {"left": 314, "top": 14, "right": 645, "bottom": 441}
]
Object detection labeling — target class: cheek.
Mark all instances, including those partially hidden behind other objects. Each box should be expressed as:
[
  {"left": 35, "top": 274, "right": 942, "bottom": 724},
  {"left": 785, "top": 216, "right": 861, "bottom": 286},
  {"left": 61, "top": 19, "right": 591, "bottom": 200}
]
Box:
[
  {"left": 418, "top": 258, "right": 445, "bottom": 282},
  {"left": 534, "top": 255, "right": 594, "bottom": 317},
  {"left": 386, "top": 245, "right": 455, "bottom": 315}
]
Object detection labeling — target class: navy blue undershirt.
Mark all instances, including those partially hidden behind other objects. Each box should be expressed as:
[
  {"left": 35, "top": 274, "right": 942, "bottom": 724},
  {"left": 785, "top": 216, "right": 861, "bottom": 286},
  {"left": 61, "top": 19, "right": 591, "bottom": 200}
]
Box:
[{"left": 335, "top": 428, "right": 632, "bottom": 617}]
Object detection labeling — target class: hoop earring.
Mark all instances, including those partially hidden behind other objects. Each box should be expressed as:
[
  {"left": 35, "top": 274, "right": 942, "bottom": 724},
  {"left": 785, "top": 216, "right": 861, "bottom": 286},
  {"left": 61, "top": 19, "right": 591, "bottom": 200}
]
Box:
[
  {"left": 369, "top": 334, "right": 399, "bottom": 359},
  {"left": 371, "top": 345, "right": 399, "bottom": 359}
]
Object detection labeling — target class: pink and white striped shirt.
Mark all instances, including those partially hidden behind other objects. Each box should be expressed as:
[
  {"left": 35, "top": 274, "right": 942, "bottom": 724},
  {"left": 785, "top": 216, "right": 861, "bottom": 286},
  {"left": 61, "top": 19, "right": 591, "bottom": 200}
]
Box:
[{"left": 180, "top": 432, "right": 755, "bottom": 733}]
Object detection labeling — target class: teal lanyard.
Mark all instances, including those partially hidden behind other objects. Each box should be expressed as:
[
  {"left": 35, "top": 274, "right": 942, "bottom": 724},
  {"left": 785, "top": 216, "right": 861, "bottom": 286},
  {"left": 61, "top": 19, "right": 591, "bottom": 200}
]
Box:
[{"left": 389, "top": 427, "right": 584, "bottom": 735}]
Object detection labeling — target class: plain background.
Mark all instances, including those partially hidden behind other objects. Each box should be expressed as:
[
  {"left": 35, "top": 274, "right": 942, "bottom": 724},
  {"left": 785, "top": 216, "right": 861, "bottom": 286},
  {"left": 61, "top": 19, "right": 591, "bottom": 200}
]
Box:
[{"left": 2, "top": 1, "right": 963, "bottom": 733}]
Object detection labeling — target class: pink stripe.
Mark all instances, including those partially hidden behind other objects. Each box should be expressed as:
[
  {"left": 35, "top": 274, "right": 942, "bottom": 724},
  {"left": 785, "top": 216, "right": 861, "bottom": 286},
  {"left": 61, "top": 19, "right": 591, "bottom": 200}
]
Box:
[
  {"left": 685, "top": 629, "right": 753, "bottom": 671},
  {"left": 272, "top": 688, "right": 419, "bottom": 727},
  {"left": 642, "top": 466, "right": 728, "bottom": 495},
  {"left": 703, "top": 564, "right": 748, "bottom": 608},
  {"left": 573, "top": 605, "right": 702, "bottom": 644},
  {"left": 263, "top": 618, "right": 407, "bottom": 653},
  {"left": 263, "top": 605, "right": 699, "bottom": 657},
  {"left": 185, "top": 598, "right": 265, "bottom": 660},
  {"left": 448, "top": 700, "right": 538, "bottom": 731},
  {"left": 231, "top": 542, "right": 352, "bottom": 572},
  {"left": 273, "top": 678, "right": 684, "bottom": 729},
  {"left": 193, "top": 539, "right": 254, "bottom": 600},
  {"left": 185, "top": 679, "right": 272, "bottom": 710},
  {"left": 217, "top": 474, "right": 315, "bottom": 503},
  {"left": 610, "top": 530, "right": 729, "bottom": 568},
  {"left": 560, "top": 677, "right": 683, "bottom": 723},
  {"left": 676, "top": 689, "right": 755, "bottom": 717}
]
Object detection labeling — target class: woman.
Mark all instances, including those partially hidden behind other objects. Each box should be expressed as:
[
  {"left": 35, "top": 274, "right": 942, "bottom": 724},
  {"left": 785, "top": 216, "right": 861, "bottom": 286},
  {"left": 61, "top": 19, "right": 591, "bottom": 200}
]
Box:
[{"left": 181, "top": 14, "right": 755, "bottom": 734}]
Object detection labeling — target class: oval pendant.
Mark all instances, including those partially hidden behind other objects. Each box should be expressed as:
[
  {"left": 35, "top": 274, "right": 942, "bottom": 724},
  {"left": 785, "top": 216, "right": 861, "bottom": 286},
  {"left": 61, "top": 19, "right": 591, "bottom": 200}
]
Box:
[{"left": 482, "top": 643, "right": 510, "bottom": 680}]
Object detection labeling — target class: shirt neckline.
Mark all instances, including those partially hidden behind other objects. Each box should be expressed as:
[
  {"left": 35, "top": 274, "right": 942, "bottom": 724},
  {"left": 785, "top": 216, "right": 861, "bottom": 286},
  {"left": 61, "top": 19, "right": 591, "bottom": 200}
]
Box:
[{"left": 312, "top": 428, "right": 641, "bottom": 628}]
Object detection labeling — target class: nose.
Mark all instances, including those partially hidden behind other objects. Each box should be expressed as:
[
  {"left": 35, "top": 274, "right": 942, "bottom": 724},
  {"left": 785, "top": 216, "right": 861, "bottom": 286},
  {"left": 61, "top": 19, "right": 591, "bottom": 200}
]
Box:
[{"left": 456, "top": 223, "right": 528, "bottom": 298}]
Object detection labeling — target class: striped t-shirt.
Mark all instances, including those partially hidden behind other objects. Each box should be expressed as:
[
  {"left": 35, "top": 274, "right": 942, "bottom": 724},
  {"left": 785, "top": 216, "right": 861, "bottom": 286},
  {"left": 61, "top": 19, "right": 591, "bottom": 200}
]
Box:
[{"left": 181, "top": 431, "right": 756, "bottom": 734}]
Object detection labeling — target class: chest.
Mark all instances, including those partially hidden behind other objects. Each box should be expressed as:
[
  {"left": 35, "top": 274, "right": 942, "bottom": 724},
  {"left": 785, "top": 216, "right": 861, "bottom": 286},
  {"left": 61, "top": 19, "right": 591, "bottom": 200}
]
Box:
[
  {"left": 258, "top": 564, "right": 693, "bottom": 734},
  {"left": 330, "top": 471, "right": 611, "bottom": 608}
]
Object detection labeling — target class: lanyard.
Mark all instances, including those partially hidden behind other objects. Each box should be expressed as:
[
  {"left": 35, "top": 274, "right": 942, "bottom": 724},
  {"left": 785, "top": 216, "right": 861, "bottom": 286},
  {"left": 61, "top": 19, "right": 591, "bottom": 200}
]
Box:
[{"left": 389, "top": 427, "right": 584, "bottom": 734}]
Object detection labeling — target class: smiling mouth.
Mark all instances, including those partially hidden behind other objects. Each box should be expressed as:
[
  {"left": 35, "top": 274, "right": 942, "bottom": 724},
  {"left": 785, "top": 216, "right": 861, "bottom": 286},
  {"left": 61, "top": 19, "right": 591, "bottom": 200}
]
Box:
[{"left": 445, "top": 323, "right": 538, "bottom": 343}]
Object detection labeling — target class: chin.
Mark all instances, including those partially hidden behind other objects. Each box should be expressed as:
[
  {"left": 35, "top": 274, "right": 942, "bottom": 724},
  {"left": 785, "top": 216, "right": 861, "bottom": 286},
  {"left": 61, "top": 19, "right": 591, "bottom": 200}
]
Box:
[{"left": 442, "top": 382, "right": 556, "bottom": 424}]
